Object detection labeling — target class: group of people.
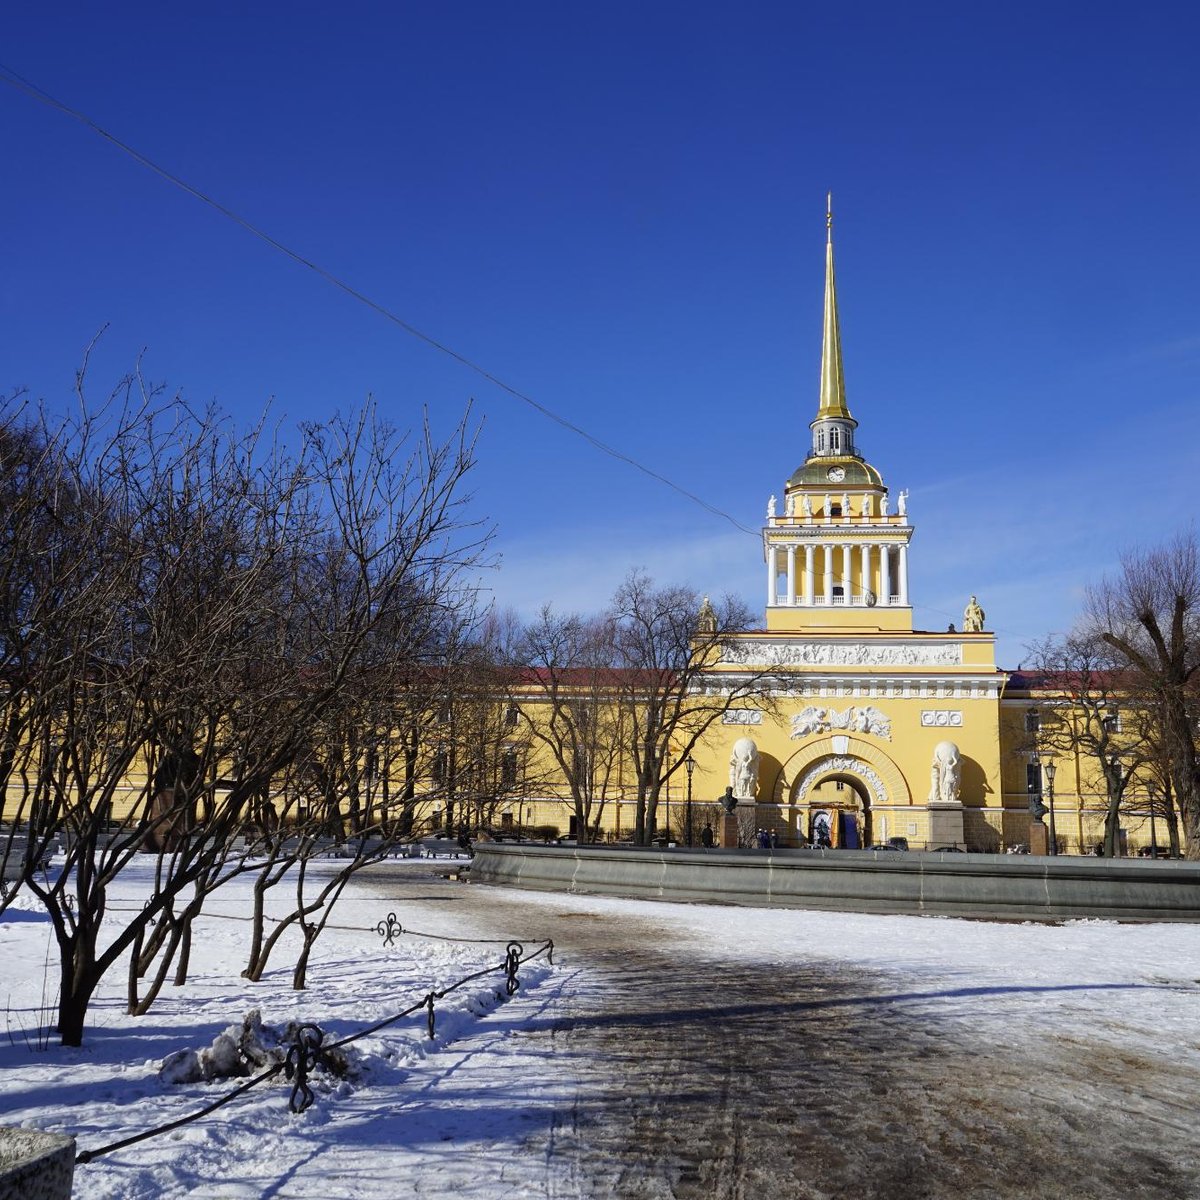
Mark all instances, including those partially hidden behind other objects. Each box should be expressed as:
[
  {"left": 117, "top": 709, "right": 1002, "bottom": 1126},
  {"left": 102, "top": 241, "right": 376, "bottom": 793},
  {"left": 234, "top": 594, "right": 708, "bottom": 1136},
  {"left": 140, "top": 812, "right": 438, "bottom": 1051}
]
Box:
[{"left": 755, "top": 828, "right": 778, "bottom": 849}]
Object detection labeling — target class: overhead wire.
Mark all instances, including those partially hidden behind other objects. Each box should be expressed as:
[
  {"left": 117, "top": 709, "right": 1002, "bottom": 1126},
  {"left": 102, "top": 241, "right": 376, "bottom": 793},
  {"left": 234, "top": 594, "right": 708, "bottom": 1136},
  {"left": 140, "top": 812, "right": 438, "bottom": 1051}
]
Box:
[
  {"left": 0, "top": 61, "right": 756, "bottom": 538},
  {"left": 0, "top": 62, "right": 1020, "bottom": 642}
]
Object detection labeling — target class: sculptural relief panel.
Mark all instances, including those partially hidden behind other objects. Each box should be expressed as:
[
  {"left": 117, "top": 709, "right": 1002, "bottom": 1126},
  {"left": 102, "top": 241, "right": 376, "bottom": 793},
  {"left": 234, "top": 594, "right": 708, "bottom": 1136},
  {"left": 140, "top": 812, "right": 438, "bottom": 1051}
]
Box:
[{"left": 720, "top": 640, "right": 963, "bottom": 668}]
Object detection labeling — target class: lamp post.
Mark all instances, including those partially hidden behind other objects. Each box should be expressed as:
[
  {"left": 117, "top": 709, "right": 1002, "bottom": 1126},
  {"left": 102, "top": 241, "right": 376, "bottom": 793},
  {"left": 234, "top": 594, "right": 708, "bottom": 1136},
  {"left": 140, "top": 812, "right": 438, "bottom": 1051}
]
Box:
[
  {"left": 1043, "top": 760, "right": 1057, "bottom": 856},
  {"left": 685, "top": 755, "right": 696, "bottom": 847},
  {"left": 1148, "top": 785, "right": 1159, "bottom": 859}
]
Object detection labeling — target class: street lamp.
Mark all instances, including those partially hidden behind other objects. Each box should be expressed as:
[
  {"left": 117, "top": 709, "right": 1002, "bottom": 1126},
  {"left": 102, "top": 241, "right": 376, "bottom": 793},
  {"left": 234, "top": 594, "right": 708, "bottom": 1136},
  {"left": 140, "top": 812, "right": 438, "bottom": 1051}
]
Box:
[
  {"left": 1148, "top": 785, "right": 1159, "bottom": 859},
  {"left": 685, "top": 755, "right": 696, "bottom": 847},
  {"left": 1043, "top": 760, "right": 1057, "bottom": 856}
]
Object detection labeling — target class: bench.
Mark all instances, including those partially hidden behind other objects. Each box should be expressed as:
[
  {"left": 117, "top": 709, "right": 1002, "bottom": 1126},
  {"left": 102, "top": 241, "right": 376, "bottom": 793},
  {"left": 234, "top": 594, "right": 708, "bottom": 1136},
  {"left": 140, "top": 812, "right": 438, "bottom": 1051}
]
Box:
[
  {"left": 419, "top": 837, "right": 470, "bottom": 859},
  {"left": 1, "top": 837, "right": 56, "bottom": 899}
]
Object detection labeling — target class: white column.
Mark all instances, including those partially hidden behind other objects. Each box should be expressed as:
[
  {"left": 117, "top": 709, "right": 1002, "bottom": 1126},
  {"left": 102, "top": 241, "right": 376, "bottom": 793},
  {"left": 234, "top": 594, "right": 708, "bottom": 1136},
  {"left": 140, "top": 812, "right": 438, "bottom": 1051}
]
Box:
[
  {"left": 842, "top": 544, "right": 852, "bottom": 606},
  {"left": 786, "top": 545, "right": 797, "bottom": 605},
  {"left": 823, "top": 544, "right": 833, "bottom": 604},
  {"left": 767, "top": 544, "right": 778, "bottom": 607},
  {"left": 861, "top": 543, "right": 873, "bottom": 605},
  {"left": 898, "top": 543, "right": 909, "bottom": 606},
  {"left": 880, "top": 544, "right": 892, "bottom": 606},
  {"left": 804, "top": 544, "right": 814, "bottom": 606}
]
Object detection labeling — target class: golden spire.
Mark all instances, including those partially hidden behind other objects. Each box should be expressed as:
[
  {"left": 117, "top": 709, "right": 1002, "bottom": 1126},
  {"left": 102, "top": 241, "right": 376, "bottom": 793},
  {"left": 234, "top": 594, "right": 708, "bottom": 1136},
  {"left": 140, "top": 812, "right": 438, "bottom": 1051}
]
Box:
[{"left": 817, "top": 192, "right": 852, "bottom": 421}]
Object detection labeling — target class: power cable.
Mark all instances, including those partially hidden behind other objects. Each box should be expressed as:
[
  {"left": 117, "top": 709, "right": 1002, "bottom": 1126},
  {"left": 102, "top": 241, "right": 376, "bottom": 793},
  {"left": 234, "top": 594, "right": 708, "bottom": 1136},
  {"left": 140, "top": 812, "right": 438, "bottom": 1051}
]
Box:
[
  {"left": 0, "top": 64, "right": 1024, "bottom": 643},
  {"left": 0, "top": 63, "right": 756, "bottom": 537}
]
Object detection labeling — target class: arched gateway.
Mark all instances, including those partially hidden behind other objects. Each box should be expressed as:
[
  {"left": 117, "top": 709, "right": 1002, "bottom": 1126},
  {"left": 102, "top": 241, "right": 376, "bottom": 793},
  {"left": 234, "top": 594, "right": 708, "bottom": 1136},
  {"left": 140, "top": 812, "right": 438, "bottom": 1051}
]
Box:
[{"left": 785, "top": 736, "right": 912, "bottom": 849}]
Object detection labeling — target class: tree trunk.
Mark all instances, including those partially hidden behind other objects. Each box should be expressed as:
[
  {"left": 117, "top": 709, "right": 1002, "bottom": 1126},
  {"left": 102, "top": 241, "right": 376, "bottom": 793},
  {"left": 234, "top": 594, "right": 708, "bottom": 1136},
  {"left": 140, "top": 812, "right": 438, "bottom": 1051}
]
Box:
[
  {"left": 292, "top": 928, "right": 317, "bottom": 990},
  {"left": 58, "top": 940, "right": 98, "bottom": 1048},
  {"left": 243, "top": 878, "right": 269, "bottom": 979},
  {"left": 174, "top": 917, "right": 192, "bottom": 986},
  {"left": 1102, "top": 793, "right": 1122, "bottom": 858},
  {"left": 130, "top": 917, "right": 188, "bottom": 1016}
]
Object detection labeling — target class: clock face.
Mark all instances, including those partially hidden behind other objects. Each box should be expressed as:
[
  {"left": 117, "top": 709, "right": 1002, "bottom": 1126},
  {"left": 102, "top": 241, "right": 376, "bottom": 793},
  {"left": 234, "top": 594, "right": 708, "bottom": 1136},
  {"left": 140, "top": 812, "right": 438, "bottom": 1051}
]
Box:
[{"left": 827, "top": 466, "right": 846, "bottom": 483}]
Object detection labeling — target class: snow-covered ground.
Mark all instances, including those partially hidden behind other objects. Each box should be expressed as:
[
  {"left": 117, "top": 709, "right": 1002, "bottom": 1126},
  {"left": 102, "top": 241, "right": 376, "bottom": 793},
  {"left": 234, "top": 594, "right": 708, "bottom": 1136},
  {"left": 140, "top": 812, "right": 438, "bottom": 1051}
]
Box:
[{"left": 3, "top": 858, "right": 1200, "bottom": 1198}]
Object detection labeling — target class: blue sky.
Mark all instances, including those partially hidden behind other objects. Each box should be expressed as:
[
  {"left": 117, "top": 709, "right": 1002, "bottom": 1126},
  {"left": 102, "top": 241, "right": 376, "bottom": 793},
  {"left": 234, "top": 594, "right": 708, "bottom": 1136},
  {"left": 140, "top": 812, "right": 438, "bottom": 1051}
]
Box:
[{"left": 3, "top": 2, "right": 1199, "bottom": 667}]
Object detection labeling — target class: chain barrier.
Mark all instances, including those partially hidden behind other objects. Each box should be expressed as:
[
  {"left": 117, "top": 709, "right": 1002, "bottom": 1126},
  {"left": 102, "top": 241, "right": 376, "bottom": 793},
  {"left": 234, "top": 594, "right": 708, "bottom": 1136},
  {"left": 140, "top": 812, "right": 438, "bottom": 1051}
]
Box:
[
  {"left": 74, "top": 935, "right": 555, "bottom": 1165},
  {"left": 505, "top": 941, "right": 523, "bottom": 995},
  {"left": 283, "top": 1023, "right": 327, "bottom": 1114},
  {"left": 108, "top": 902, "right": 543, "bottom": 946}
]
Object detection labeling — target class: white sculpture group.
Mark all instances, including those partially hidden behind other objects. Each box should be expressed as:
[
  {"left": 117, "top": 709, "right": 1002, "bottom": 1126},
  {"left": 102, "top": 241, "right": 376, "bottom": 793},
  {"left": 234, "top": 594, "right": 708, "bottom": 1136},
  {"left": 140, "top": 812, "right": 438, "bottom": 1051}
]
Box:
[
  {"left": 928, "top": 740, "right": 962, "bottom": 804},
  {"left": 790, "top": 705, "right": 892, "bottom": 741},
  {"left": 729, "top": 737, "right": 760, "bottom": 800}
]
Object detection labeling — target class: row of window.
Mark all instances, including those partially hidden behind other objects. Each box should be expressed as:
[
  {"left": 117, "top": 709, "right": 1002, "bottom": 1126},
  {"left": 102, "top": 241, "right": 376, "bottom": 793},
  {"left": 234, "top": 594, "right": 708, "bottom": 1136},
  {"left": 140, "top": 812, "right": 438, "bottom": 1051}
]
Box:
[
  {"left": 1024, "top": 709, "right": 1121, "bottom": 733},
  {"left": 816, "top": 427, "right": 849, "bottom": 453},
  {"left": 432, "top": 749, "right": 519, "bottom": 789}
]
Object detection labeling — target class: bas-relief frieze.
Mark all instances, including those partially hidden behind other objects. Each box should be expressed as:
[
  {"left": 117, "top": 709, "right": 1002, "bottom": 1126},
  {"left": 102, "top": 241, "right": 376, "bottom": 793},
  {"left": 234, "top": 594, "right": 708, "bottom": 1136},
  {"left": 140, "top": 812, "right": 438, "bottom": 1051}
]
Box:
[
  {"left": 795, "top": 756, "right": 888, "bottom": 808},
  {"left": 790, "top": 705, "right": 892, "bottom": 740},
  {"left": 720, "top": 640, "right": 963, "bottom": 668}
]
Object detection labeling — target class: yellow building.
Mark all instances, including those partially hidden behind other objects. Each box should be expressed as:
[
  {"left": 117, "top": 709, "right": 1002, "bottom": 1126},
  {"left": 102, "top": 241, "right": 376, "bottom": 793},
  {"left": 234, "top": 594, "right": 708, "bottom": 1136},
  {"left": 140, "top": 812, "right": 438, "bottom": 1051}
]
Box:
[
  {"left": 4, "top": 207, "right": 1166, "bottom": 860},
  {"left": 671, "top": 203, "right": 1003, "bottom": 850},
  {"left": 502, "top": 204, "right": 1172, "bottom": 855}
]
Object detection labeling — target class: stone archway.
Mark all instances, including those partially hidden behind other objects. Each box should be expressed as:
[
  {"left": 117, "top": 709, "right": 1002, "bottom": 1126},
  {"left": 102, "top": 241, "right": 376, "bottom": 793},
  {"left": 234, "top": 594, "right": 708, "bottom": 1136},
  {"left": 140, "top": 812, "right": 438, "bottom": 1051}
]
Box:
[
  {"left": 799, "top": 768, "right": 874, "bottom": 847},
  {"left": 781, "top": 735, "right": 912, "bottom": 848}
]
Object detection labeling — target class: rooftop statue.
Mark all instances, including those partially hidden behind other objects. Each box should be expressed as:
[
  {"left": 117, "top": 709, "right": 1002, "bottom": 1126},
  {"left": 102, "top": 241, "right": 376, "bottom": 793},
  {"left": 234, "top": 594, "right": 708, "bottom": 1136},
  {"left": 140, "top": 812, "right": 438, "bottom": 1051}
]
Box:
[{"left": 963, "top": 595, "right": 985, "bottom": 632}]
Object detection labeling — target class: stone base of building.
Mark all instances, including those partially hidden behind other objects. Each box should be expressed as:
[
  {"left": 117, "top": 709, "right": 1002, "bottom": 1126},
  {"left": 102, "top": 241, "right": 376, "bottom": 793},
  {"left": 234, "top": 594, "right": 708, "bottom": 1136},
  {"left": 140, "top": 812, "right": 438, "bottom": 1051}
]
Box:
[{"left": 926, "top": 803, "right": 965, "bottom": 849}]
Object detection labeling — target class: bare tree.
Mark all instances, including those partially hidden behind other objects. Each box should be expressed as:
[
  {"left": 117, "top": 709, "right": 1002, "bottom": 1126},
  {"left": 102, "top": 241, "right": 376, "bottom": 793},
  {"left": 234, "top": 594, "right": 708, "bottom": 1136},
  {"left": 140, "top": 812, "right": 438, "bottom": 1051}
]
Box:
[
  {"left": 510, "top": 607, "right": 629, "bottom": 842},
  {"left": 1, "top": 371, "right": 483, "bottom": 1044},
  {"left": 1023, "top": 633, "right": 1149, "bottom": 856},
  {"left": 1086, "top": 534, "right": 1200, "bottom": 857},
  {"left": 607, "top": 571, "right": 770, "bottom": 846}
]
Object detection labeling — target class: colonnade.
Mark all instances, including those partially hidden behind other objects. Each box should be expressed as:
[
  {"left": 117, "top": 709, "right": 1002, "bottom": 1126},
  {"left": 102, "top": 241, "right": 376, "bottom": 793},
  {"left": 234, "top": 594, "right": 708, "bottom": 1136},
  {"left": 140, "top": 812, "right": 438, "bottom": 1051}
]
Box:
[{"left": 766, "top": 541, "right": 909, "bottom": 607}]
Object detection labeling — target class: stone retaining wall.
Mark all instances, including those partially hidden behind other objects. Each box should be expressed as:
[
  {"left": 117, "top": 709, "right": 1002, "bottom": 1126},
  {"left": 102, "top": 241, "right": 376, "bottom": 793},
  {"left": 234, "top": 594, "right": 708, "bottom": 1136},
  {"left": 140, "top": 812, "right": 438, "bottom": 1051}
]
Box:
[{"left": 470, "top": 843, "right": 1200, "bottom": 922}]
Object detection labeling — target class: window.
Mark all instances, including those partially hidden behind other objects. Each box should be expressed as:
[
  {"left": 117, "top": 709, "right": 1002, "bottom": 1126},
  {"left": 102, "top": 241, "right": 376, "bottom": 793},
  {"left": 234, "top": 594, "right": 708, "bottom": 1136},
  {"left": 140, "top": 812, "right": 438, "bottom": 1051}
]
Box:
[
  {"left": 501, "top": 811, "right": 514, "bottom": 829},
  {"left": 1102, "top": 710, "right": 1122, "bottom": 734},
  {"left": 505, "top": 703, "right": 520, "bottom": 729},
  {"left": 501, "top": 749, "right": 518, "bottom": 790},
  {"left": 432, "top": 750, "right": 448, "bottom": 785},
  {"left": 831, "top": 428, "right": 841, "bottom": 451},
  {"left": 1024, "top": 709, "right": 1040, "bottom": 733},
  {"left": 1026, "top": 762, "right": 1043, "bottom": 797},
  {"left": 830, "top": 504, "right": 842, "bottom": 517}
]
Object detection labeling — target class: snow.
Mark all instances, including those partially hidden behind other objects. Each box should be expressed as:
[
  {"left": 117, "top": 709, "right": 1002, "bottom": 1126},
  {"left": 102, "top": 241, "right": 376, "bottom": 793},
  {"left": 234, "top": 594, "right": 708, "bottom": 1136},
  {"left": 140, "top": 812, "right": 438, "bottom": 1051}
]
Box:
[{"left": 3, "top": 858, "right": 1200, "bottom": 1197}]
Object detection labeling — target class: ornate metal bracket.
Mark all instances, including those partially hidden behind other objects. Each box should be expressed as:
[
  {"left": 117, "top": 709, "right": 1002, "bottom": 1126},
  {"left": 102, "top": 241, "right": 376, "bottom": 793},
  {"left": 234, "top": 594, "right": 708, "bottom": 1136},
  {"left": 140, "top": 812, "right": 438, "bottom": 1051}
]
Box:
[{"left": 374, "top": 911, "right": 403, "bottom": 946}]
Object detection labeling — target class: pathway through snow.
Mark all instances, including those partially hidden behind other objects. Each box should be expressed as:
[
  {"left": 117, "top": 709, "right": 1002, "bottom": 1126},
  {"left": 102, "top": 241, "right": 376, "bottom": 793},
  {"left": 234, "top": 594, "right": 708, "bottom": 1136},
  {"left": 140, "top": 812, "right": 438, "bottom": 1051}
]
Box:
[{"left": 386, "top": 864, "right": 1200, "bottom": 1199}]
